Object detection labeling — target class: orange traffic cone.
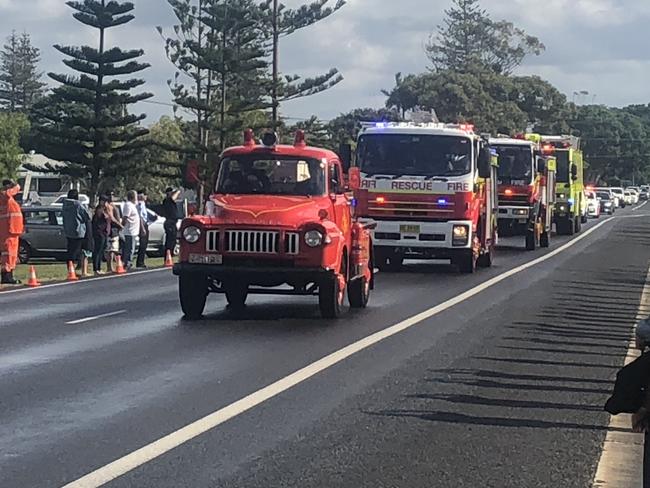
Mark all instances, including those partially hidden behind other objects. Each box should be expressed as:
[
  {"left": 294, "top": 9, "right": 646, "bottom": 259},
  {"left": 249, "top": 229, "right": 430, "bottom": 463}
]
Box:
[
  {"left": 27, "top": 266, "right": 41, "bottom": 287},
  {"left": 164, "top": 250, "right": 174, "bottom": 268},
  {"left": 115, "top": 255, "right": 127, "bottom": 275},
  {"left": 66, "top": 261, "right": 79, "bottom": 281}
]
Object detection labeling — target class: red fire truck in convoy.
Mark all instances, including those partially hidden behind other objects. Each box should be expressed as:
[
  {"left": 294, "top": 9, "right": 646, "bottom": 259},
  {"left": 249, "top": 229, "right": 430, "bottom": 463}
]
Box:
[
  {"left": 352, "top": 122, "right": 499, "bottom": 273},
  {"left": 173, "top": 130, "right": 375, "bottom": 319},
  {"left": 490, "top": 134, "right": 556, "bottom": 250}
]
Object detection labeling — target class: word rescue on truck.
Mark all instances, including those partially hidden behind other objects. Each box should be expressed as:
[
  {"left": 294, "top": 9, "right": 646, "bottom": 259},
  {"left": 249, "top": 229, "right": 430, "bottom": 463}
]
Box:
[
  {"left": 173, "top": 130, "right": 375, "bottom": 319},
  {"left": 351, "top": 122, "right": 498, "bottom": 274},
  {"left": 490, "top": 133, "right": 557, "bottom": 251}
]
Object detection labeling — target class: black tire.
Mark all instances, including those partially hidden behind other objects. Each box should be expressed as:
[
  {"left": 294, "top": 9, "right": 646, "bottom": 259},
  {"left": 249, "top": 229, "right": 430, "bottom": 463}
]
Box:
[
  {"left": 179, "top": 274, "right": 208, "bottom": 320},
  {"left": 477, "top": 247, "right": 493, "bottom": 268},
  {"left": 225, "top": 282, "right": 248, "bottom": 310},
  {"left": 455, "top": 250, "right": 476, "bottom": 274},
  {"left": 581, "top": 214, "right": 588, "bottom": 224},
  {"left": 525, "top": 229, "right": 536, "bottom": 251},
  {"left": 348, "top": 276, "right": 370, "bottom": 308},
  {"left": 567, "top": 217, "right": 575, "bottom": 236},
  {"left": 319, "top": 276, "right": 344, "bottom": 318},
  {"left": 574, "top": 216, "right": 581, "bottom": 233},
  {"left": 540, "top": 229, "right": 550, "bottom": 248},
  {"left": 18, "top": 241, "right": 30, "bottom": 264}
]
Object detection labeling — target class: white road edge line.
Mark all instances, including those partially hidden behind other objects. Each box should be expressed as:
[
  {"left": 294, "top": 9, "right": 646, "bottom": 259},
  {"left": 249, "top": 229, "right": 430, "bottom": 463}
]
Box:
[
  {"left": 633, "top": 200, "right": 648, "bottom": 211},
  {"left": 62, "top": 217, "right": 616, "bottom": 488},
  {"left": 0, "top": 267, "right": 169, "bottom": 296},
  {"left": 591, "top": 263, "right": 650, "bottom": 487},
  {"left": 65, "top": 310, "right": 127, "bottom": 325}
]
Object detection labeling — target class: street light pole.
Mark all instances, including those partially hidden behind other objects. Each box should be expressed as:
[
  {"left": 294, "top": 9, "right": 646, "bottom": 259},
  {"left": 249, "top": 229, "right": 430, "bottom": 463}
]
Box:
[{"left": 272, "top": 0, "right": 279, "bottom": 131}]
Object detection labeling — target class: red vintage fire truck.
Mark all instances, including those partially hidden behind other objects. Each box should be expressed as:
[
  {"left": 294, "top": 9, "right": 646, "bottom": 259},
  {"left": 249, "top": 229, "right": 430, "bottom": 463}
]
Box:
[
  {"left": 352, "top": 122, "right": 498, "bottom": 273},
  {"left": 173, "top": 130, "right": 374, "bottom": 319},
  {"left": 490, "top": 134, "right": 556, "bottom": 250}
]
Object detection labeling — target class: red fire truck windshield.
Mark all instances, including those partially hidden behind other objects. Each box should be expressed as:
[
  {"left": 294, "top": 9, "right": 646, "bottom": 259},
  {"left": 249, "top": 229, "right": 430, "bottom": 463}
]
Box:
[
  {"left": 216, "top": 156, "right": 326, "bottom": 196},
  {"left": 357, "top": 134, "right": 472, "bottom": 177},
  {"left": 494, "top": 145, "right": 533, "bottom": 184}
]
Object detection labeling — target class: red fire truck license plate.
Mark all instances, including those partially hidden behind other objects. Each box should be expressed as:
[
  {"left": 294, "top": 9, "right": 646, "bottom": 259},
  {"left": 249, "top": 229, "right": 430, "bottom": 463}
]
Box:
[
  {"left": 400, "top": 224, "right": 420, "bottom": 234},
  {"left": 189, "top": 253, "right": 223, "bottom": 265}
]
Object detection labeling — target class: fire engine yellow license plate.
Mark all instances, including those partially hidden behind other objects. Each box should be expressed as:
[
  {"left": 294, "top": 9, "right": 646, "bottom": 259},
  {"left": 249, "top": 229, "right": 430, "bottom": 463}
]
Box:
[
  {"left": 189, "top": 253, "right": 223, "bottom": 265},
  {"left": 400, "top": 224, "right": 420, "bottom": 234}
]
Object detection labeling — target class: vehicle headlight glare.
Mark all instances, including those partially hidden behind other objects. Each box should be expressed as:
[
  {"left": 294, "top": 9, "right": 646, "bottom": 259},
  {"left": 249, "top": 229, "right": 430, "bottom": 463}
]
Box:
[
  {"left": 304, "top": 230, "right": 324, "bottom": 247},
  {"left": 183, "top": 226, "right": 201, "bottom": 243}
]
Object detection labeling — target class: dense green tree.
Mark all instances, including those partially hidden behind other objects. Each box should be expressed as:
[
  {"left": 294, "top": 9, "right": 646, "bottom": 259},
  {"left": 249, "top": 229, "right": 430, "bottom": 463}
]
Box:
[
  {"left": 327, "top": 107, "right": 401, "bottom": 148},
  {"left": 0, "top": 32, "right": 46, "bottom": 112},
  {"left": 33, "top": 0, "right": 152, "bottom": 203},
  {"left": 426, "top": 0, "right": 544, "bottom": 74},
  {"left": 0, "top": 112, "right": 29, "bottom": 179}
]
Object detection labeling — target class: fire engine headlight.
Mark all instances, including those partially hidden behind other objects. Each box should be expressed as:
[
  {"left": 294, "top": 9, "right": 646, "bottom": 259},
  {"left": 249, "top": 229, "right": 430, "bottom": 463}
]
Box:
[
  {"left": 183, "top": 226, "right": 201, "bottom": 244},
  {"left": 514, "top": 209, "right": 528, "bottom": 216},
  {"left": 452, "top": 225, "right": 469, "bottom": 246},
  {"left": 304, "top": 230, "right": 324, "bottom": 247}
]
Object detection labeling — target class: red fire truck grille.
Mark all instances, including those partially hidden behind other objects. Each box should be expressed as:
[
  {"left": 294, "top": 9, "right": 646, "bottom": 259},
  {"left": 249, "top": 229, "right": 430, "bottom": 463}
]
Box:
[
  {"left": 216, "top": 230, "right": 300, "bottom": 255},
  {"left": 499, "top": 195, "right": 529, "bottom": 205}
]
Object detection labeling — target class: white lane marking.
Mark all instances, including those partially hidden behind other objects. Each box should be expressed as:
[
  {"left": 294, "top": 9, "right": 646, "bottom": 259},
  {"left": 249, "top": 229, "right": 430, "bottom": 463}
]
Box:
[
  {"left": 60, "top": 216, "right": 616, "bottom": 488},
  {"left": 0, "top": 267, "right": 169, "bottom": 296},
  {"left": 591, "top": 263, "right": 650, "bottom": 487},
  {"left": 65, "top": 310, "right": 127, "bottom": 325},
  {"left": 633, "top": 200, "right": 648, "bottom": 211}
]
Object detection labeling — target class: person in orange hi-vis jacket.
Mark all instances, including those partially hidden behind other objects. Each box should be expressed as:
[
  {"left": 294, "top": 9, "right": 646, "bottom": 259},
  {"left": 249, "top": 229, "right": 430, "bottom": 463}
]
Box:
[{"left": 0, "top": 179, "right": 24, "bottom": 284}]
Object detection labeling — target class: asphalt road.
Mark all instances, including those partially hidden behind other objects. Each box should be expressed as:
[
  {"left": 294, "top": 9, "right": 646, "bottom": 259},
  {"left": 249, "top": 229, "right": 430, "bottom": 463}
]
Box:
[{"left": 1, "top": 204, "right": 648, "bottom": 488}]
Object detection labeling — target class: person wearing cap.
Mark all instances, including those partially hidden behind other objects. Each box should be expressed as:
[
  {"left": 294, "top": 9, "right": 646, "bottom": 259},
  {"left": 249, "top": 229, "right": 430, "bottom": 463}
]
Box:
[
  {"left": 162, "top": 187, "right": 181, "bottom": 257},
  {"left": 0, "top": 179, "right": 23, "bottom": 284}
]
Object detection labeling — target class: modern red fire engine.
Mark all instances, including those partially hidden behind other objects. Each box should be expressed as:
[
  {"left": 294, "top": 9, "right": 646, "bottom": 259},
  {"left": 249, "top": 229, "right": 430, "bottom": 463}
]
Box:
[
  {"left": 173, "top": 130, "right": 375, "bottom": 319},
  {"left": 351, "top": 122, "right": 498, "bottom": 273}
]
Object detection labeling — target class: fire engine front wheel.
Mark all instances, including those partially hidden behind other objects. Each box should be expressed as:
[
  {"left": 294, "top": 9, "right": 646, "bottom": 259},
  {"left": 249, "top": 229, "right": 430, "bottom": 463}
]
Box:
[
  {"left": 179, "top": 274, "right": 208, "bottom": 320},
  {"left": 348, "top": 277, "right": 370, "bottom": 308},
  {"left": 225, "top": 282, "right": 248, "bottom": 310},
  {"left": 540, "top": 229, "right": 551, "bottom": 248},
  {"left": 454, "top": 250, "right": 476, "bottom": 274},
  {"left": 525, "top": 229, "right": 537, "bottom": 251},
  {"left": 319, "top": 276, "right": 345, "bottom": 318}
]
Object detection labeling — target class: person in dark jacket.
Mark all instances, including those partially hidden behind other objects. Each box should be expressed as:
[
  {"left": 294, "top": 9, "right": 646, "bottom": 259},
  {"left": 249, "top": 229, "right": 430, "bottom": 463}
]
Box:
[
  {"left": 162, "top": 187, "right": 181, "bottom": 256},
  {"left": 62, "top": 189, "right": 90, "bottom": 265},
  {"left": 92, "top": 197, "right": 111, "bottom": 275}
]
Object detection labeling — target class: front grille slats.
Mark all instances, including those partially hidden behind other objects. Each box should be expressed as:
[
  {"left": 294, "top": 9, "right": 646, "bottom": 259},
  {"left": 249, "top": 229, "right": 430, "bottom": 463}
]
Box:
[
  {"left": 208, "top": 229, "right": 300, "bottom": 255},
  {"left": 206, "top": 230, "right": 219, "bottom": 252}
]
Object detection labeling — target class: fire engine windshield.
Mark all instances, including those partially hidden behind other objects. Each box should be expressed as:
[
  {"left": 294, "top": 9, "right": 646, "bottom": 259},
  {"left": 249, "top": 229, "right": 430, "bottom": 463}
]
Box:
[
  {"left": 493, "top": 145, "right": 533, "bottom": 184},
  {"left": 357, "top": 134, "right": 472, "bottom": 177},
  {"left": 555, "top": 151, "right": 570, "bottom": 183},
  {"left": 216, "top": 156, "right": 326, "bottom": 196}
]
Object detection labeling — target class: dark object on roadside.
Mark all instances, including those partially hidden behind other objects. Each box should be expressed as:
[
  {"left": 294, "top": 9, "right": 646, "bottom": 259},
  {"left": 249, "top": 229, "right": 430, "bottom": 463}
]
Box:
[
  {"left": 637, "top": 317, "right": 650, "bottom": 349},
  {"left": 605, "top": 352, "right": 650, "bottom": 415}
]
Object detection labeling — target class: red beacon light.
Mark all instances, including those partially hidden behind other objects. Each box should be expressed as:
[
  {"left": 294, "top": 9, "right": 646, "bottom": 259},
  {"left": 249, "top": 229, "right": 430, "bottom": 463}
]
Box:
[
  {"left": 243, "top": 128, "right": 255, "bottom": 147},
  {"left": 459, "top": 123, "right": 475, "bottom": 132},
  {"left": 541, "top": 144, "right": 555, "bottom": 155},
  {"left": 294, "top": 130, "right": 306, "bottom": 147}
]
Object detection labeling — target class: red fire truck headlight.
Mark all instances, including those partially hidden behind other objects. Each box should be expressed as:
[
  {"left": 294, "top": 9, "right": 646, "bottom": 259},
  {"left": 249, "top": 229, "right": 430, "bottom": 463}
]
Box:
[
  {"left": 452, "top": 225, "right": 469, "bottom": 246},
  {"left": 304, "top": 230, "right": 324, "bottom": 247},
  {"left": 183, "top": 226, "right": 202, "bottom": 244}
]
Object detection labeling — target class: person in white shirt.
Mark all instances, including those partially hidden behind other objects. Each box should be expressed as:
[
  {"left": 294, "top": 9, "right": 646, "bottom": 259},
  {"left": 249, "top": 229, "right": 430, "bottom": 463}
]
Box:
[{"left": 121, "top": 190, "right": 141, "bottom": 270}]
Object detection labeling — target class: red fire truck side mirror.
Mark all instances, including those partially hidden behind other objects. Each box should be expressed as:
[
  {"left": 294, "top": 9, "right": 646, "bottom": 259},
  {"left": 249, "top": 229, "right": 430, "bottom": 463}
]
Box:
[
  {"left": 478, "top": 147, "right": 491, "bottom": 179},
  {"left": 339, "top": 143, "right": 352, "bottom": 173},
  {"left": 348, "top": 167, "right": 361, "bottom": 191}
]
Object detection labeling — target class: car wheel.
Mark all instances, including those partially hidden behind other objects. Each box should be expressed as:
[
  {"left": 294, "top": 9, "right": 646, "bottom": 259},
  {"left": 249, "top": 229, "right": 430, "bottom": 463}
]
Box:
[
  {"left": 179, "top": 274, "right": 208, "bottom": 320},
  {"left": 18, "top": 241, "right": 30, "bottom": 264},
  {"left": 348, "top": 277, "right": 370, "bottom": 309}
]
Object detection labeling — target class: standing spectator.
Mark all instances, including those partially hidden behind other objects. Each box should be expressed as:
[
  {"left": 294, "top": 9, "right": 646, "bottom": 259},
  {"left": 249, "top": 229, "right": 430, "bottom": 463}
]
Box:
[
  {"left": 121, "top": 190, "right": 140, "bottom": 270},
  {"left": 136, "top": 190, "right": 152, "bottom": 268},
  {"left": 105, "top": 192, "right": 123, "bottom": 273},
  {"left": 91, "top": 197, "right": 112, "bottom": 275},
  {"left": 62, "top": 189, "right": 90, "bottom": 271},
  {"left": 81, "top": 217, "right": 94, "bottom": 277},
  {"left": 162, "top": 187, "right": 181, "bottom": 257},
  {"left": 0, "top": 179, "right": 23, "bottom": 284}
]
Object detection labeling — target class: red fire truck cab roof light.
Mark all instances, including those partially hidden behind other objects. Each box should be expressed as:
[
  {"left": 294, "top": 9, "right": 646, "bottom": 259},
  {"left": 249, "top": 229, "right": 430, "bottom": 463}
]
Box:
[{"left": 243, "top": 128, "right": 255, "bottom": 146}]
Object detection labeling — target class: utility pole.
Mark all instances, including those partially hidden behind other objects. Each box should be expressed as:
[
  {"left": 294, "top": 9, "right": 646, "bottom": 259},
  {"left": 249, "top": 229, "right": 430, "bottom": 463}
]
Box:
[{"left": 271, "top": 0, "right": 279, "bottom": 131}]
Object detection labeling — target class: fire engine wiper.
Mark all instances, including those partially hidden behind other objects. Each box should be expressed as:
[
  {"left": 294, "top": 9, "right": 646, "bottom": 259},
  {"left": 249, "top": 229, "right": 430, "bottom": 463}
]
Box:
[{"left": 425, "top": 176, "right": 449, "bottom": 182}]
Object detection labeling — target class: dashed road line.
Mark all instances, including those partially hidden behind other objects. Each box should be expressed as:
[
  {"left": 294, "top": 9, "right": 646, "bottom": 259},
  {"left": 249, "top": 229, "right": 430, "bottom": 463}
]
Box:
[
  {"left": 65, "top": 310, "right": 127, "bottom": 325},
  {"left": 60, "top": 217, "right": 616, "bottom": 488}
]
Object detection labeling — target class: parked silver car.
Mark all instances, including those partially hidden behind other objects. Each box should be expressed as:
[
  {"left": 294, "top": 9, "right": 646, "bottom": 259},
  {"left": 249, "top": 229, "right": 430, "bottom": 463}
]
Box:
[{"left": 19, "top": 206, "right": 67, "bottom": 263}]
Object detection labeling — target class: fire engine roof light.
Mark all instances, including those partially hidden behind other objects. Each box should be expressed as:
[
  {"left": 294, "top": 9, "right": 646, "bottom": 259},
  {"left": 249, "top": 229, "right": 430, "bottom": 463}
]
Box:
[
  {"left": 437, "top": 198, "right": 448, "bottom": 206},
  {"left": 375, "top": 122, "right": 387, "bottom": 129},
  {"left": 243, "top": 128, "right": 255, "bottom": 146},
  {"left": 261, "top": 132, "right": 278, "bottom": 148},
  {"left": 294, "top": 130, "right": 306, "bottom": 147}
]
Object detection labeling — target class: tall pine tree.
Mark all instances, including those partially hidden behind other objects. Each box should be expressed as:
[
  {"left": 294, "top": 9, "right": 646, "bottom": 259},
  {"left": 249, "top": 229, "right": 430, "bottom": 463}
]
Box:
[
  {"left": 0, "top": 32, "right": 46, "bottom": 112},
  {"left": 34, "top": 0, "right": 152, "bottom": 201},
  {"left": 259, "top": 0, "right": 345, "bottom": 129}
]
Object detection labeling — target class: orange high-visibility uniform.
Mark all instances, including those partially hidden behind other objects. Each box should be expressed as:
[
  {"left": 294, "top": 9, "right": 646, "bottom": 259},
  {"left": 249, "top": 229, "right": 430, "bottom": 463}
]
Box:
[{"left": 0, "top": 185, "right": 23, "bottom": 272}]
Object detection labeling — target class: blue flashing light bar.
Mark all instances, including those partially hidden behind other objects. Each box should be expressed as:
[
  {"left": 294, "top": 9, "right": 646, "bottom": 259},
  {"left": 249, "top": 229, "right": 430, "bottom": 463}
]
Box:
[{"left": 437, "top": 198, "right": 448, "bottom": 206}]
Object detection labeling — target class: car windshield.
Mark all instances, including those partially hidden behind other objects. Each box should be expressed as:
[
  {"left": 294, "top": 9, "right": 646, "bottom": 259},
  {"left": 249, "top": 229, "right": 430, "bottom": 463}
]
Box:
[
  {"left": 216, "top": 156, "right": 326, "bottom": 196},
  {"left": 357, "top": 134, "right": 472, "bottom": 177},
  {"left": 555, "top": 151, "right": 570, "bottom": 183},
  {"left": 493, "top": 145, "right": 533, "bottom": 183},
  {"left": 597, "top": 192, "right": 610, "bottom": 200}
]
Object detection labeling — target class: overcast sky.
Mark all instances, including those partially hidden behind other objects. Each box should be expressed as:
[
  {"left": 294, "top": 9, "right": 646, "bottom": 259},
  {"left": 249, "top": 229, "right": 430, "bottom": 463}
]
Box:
[{"left": 2, "top": 0, "right": 650, "bottom": 124}]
